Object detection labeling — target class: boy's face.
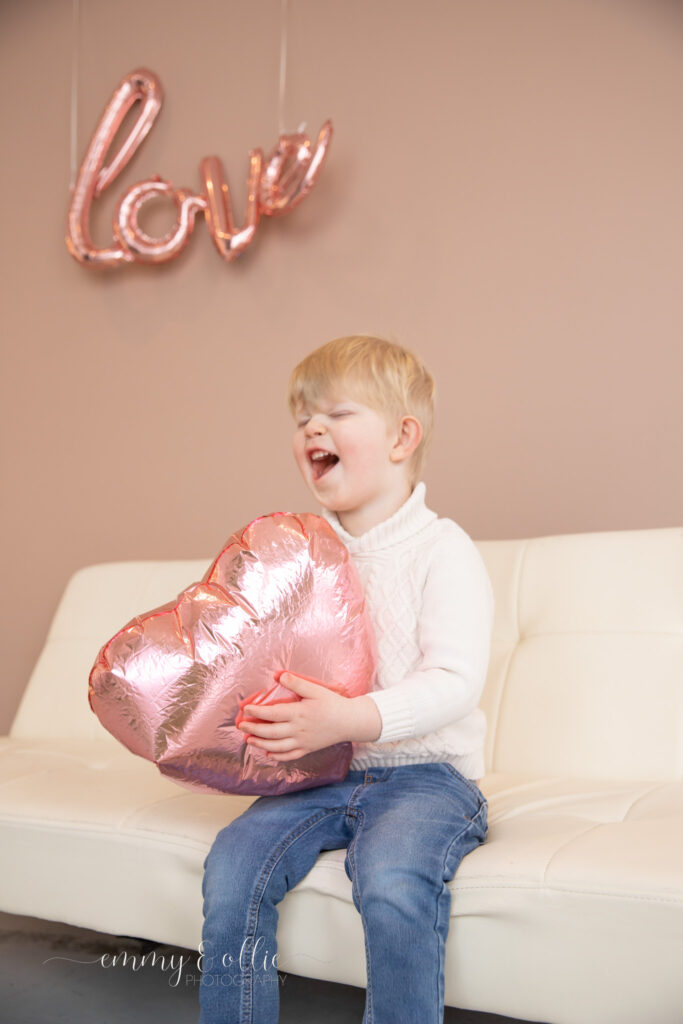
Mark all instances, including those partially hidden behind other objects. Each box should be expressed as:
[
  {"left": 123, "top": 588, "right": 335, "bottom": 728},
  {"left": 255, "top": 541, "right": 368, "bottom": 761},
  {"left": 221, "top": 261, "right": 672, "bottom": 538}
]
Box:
[{"left": 292, "top": 392, "right": 403, "bottom": 516}]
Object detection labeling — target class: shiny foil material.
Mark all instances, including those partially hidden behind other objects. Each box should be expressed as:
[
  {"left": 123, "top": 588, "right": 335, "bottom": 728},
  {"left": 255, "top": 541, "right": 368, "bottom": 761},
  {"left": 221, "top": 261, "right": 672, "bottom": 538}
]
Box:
[
  {"left": 66, "top": 67, "right": 333, "bottom": 268},
  {"left": 88, "top": 512, "right": 377, "bottom": 796}
]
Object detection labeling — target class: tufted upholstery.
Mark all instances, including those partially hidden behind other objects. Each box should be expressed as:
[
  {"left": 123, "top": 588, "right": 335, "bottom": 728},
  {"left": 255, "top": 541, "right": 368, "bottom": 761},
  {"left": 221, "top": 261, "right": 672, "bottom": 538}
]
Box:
[{"left": 2, "top": 526, "right": 682, "bottom": 1023}]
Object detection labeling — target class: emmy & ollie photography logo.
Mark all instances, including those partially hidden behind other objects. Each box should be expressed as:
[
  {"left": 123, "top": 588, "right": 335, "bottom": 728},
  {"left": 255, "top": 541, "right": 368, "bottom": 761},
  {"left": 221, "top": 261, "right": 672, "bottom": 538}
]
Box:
[{"left": 43, "top": 936, "right": 332, "bottom": 988}]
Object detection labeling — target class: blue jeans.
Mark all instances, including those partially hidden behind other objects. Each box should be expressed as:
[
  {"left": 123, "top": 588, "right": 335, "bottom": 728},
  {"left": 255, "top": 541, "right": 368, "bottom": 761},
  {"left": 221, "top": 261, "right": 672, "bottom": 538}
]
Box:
[{"left": 198, "top": 762, "right": 488, "bottom": 1024}]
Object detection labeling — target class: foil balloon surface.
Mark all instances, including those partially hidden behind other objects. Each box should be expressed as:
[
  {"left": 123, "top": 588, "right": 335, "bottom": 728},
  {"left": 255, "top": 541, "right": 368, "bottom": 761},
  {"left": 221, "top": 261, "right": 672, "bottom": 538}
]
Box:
[
  {"left": 66, "top": 67, "right": 333, "bottom": 268},
  {"left": 88, "top": 513, "right": 377, "bottom": 796}
]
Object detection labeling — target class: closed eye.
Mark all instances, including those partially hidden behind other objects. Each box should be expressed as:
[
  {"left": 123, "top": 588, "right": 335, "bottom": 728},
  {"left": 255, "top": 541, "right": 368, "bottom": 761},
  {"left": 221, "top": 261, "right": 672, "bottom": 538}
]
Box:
[{"left": 296, "top": 410, "right": 351, "bottom": 426}]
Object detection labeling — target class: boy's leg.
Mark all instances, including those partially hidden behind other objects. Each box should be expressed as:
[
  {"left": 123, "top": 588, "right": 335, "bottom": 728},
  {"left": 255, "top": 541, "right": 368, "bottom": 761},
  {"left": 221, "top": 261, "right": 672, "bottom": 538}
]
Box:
[
  {"left": 198, "top": 771, "right": 365, "bottom": 1024},
  {"left": 343, "top": 763, "right": 488, "bottom": 1024}
]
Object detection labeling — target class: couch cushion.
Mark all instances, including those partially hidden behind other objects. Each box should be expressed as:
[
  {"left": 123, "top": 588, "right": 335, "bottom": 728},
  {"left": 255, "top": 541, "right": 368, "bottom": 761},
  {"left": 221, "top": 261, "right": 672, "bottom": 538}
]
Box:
[
  {"left": 10, "top": 561, "right": 210, "bottom": 743},
  {"left": 1, "top": 740, "right": 681, "bottom": 1022},
  {"left": 477, "top": 527, "right": 683, "bottom": 779}
]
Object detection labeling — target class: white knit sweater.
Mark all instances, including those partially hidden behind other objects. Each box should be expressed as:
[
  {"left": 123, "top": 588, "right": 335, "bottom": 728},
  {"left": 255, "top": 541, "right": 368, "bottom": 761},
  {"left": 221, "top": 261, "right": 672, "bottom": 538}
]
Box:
[{"left": 319, "top": 481, "right": 495, "bottom": 780}]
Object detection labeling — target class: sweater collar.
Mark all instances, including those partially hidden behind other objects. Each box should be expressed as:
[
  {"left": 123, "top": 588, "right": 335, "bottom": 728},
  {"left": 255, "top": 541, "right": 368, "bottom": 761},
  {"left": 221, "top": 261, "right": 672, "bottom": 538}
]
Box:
[{"left": 319, "top": 481, "right": 437, "bottom": 553}]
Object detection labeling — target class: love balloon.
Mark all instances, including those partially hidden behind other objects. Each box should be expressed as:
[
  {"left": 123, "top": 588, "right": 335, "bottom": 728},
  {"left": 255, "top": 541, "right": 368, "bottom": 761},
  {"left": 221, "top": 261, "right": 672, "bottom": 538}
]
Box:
[
  {"left": 88, "top": 512, "right": 377, "bottom": 796},
  {"left": 66, "top": 68, "right": 333, "bottom": 267}
]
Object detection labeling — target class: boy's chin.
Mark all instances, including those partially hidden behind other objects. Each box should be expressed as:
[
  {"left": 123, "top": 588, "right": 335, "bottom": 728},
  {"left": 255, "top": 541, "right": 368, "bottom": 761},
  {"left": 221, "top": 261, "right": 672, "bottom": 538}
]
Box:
[
  {"left": 301, "top": 477, "right": 333, "bottom": 506},
  {"left": 308, "top": 486, "right": 343, "bottom": 513}
]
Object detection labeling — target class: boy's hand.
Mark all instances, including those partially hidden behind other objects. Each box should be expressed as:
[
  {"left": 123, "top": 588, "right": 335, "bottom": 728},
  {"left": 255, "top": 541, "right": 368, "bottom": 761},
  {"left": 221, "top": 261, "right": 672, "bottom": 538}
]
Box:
[{"left": 237, "top": 672, "right": 382, "bottom": 761}]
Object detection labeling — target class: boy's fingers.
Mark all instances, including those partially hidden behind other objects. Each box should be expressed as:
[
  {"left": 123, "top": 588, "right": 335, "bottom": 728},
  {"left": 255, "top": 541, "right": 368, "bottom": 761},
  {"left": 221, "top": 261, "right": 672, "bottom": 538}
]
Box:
[
  {"left": 246, "top": 735, "right": 298, "bottom": 752},
  {"left": 279, "top": 672, "right": 324, "bottom": 694},
  {"left": 241, "top": 719, "right": 290, "bottom": 737},
  {"left": 241, "top": 723, "right": 272, "bottom": 737},
  {"left": 242, "top": 704, "right": 287, "bottom": 721}
]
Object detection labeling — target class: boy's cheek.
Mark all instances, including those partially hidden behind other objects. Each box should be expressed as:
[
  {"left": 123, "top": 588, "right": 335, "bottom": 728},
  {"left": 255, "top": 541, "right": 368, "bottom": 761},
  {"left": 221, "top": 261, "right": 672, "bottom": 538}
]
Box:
[{"left": 292, "top": 447, "right": 309, "bottom": 478}]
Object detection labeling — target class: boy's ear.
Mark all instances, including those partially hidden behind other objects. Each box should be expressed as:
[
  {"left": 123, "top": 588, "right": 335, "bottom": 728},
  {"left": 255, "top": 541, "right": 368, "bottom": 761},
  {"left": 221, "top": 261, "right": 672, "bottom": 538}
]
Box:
[{"left": 389, "top": 415, "right": 423, "bottom": 463}]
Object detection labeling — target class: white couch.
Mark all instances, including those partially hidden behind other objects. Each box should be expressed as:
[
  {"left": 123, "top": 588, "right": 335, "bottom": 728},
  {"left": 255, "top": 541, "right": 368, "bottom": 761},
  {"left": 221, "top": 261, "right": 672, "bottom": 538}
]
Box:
[{"left": 2, "top": 526, "right": 682, "bottom": 1023}]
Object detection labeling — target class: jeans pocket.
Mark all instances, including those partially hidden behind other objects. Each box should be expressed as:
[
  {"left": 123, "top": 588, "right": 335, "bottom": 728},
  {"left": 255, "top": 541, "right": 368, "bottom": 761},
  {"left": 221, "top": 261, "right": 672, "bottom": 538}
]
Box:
[
  {"left": 437, "top": 762, "right": 483, "bottom": 798},
  {"left": 435, "top": 763, "right": 488, "bottom": 829}
]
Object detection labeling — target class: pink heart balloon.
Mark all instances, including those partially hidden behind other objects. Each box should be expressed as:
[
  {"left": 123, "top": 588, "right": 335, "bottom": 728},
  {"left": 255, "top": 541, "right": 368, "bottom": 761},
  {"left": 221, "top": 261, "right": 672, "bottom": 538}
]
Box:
[{"left": 88, "top": 512, "right": 377, "bottom": 795}]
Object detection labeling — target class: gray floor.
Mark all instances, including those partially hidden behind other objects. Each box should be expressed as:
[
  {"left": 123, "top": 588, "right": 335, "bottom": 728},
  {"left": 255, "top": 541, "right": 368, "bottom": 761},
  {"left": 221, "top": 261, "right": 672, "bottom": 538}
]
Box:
[{"left": 0, "top": 911, "right": 534, "bottom": 1024}]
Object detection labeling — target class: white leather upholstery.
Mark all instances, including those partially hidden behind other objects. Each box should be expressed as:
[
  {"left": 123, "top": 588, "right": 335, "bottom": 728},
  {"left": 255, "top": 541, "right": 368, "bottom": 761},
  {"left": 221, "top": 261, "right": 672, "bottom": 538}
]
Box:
[{"left": 2, "top": 527, "right": 682, "bottom": 1023}]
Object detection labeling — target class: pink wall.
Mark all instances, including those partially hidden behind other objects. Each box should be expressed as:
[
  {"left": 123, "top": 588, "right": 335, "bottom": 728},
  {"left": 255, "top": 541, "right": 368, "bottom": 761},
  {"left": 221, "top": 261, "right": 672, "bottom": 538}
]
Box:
[{"left": 1, "top": 0, "right": 681, "bottom": 732}]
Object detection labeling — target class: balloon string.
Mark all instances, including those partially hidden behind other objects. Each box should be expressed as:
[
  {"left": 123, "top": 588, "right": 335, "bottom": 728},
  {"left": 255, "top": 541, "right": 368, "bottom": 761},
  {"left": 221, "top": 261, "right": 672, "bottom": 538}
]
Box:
[
  {"left": 278, "top": 0, "right": 307, "bottom": 138},
  {"left": 69, "top": 0, "right": 81, "bottom": 191},
  {"left": 69, "top": 0, "right": 300, "bottom": 180},
  {"left": 278, "top": 0, "right": 288, "bottom": 137}
]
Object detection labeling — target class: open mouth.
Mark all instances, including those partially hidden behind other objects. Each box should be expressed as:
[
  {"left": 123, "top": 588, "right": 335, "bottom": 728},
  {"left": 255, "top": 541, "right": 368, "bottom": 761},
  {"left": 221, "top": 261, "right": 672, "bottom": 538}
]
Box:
[{"left": 309, "top": 451, "right": 340, "bottom": 481}]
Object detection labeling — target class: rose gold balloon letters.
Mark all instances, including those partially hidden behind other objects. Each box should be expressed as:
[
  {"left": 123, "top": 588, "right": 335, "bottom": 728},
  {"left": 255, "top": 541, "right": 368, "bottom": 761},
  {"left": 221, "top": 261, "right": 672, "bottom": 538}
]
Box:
[{"left": 66, "top": 69, "right": 333, "bottom": 267}]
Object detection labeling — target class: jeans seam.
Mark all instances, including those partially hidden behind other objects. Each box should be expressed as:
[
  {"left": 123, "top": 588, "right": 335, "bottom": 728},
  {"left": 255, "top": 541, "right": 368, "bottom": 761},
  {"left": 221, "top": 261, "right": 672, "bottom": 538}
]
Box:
[
  {"left": 346, "top": 806, "right": 375, "bottom": 1024},
  {"left": 463, "top": 798, "right": 488, "bottom": 834},
  {"left": 241, "top": 807, "right": 349, "bottom": 1023},
  {"left": 440, "top": 762, "right": 484, "bottom": 801},
  {"left": 442, "top": 808, "right": 484, "bottom": 877},
  {"left": 435, "top": 797, "right": 488, "bottom": 1014}
]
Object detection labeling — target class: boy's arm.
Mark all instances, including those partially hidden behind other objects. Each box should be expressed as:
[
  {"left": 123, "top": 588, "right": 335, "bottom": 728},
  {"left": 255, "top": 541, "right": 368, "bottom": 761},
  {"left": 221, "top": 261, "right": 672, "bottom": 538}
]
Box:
[
  {"left": 364, "top": 530, "right": 495, "bottom": 744},
  {"left": 347, "top": 693, "right": 384, "bottom": 741}
]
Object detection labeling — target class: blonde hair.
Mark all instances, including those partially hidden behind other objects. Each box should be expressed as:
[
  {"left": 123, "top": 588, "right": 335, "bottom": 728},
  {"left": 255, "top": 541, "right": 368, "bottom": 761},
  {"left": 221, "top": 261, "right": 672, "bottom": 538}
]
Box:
[{"left": 287, "top": 335, "right": 435, "bottom": 485}]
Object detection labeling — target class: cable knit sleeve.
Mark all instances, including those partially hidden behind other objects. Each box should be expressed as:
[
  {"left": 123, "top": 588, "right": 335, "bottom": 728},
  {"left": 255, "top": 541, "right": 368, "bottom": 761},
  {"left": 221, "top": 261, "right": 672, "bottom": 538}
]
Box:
[{"left": 366, "top": 529, "right": 495, "bottom": 743}]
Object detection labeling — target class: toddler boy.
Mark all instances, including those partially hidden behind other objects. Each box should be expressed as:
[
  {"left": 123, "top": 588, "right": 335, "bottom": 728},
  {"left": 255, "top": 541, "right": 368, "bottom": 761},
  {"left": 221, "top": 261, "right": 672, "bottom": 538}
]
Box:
[{"left": 198, "top": 335, "right": 494, "bottom": 1024}]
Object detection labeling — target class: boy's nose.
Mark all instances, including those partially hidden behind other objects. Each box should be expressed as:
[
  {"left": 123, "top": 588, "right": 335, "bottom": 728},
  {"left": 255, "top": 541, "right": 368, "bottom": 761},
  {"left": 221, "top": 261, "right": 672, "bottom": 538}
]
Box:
[{"left": 305, "top": 417, "right": 326, "bottom": 435}]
